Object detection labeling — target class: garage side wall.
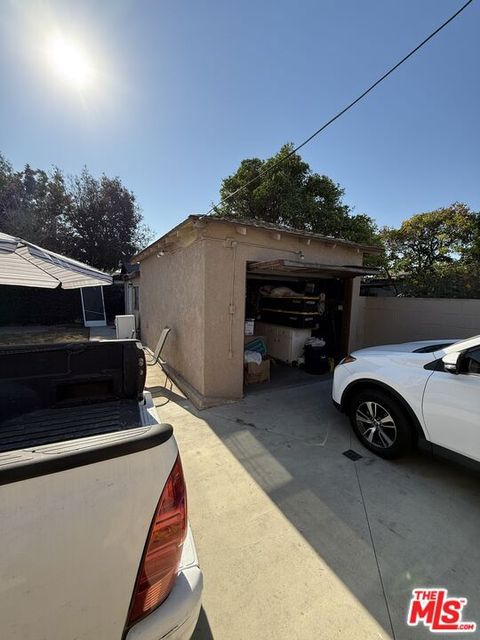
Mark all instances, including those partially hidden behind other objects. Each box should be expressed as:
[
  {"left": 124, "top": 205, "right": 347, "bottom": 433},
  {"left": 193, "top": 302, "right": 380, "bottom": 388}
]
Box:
[
  {"left": 353, "top": 297, "right": 480, "bottom": 349},
  {"left": 202, "top": 225, "right": 364, "bottom": 400},
  {"left": 139, "top": 242, "right": 206, "bottom": 395}
]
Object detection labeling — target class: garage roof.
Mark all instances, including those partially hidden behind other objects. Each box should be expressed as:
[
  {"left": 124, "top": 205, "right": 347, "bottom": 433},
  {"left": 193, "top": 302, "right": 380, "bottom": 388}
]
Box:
[
  {"left": 132, "top": 215, "right": 384, "bottom": 262},
  {"left": 247, "top": 259, "right": 380, "bottom": 278}
]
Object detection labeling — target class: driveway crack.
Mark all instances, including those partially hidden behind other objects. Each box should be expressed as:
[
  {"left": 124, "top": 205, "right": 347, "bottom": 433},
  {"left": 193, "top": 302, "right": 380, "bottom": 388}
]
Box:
[{"left": 354, "top": 462, "right": 397, "bottom": 640}]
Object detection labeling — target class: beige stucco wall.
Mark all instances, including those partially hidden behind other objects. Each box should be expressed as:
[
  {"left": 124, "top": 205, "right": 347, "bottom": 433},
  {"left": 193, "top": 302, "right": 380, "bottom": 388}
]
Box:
[
  {"left": 139, "top": 219, "right": 366, "bottom": 405},
  {"left": 139, "top": 240, "right": 206, "bottom": 395},
  {"left": 201, "top": 221, "right": 363, "bottom": 401},
  {"left": 352, "top": 297, "right": 480, "bottom": 350}
]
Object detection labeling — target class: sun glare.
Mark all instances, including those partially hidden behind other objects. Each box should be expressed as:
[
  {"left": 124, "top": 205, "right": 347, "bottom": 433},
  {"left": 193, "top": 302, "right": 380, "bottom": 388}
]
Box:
[{"left": 46, "top": 35, "right": 94, "bottom": 90}]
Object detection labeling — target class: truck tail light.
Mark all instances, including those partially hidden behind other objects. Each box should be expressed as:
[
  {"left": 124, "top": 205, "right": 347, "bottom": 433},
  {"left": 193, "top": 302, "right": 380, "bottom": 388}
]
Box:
[{"left": 126, "top": 455, "right": 187, "bottom": 627}]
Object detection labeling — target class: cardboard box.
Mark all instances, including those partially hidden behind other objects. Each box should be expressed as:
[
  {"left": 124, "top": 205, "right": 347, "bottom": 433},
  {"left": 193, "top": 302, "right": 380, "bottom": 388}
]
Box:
[{"left": 244, "top": 358, "right": 270, "bottom": 385}]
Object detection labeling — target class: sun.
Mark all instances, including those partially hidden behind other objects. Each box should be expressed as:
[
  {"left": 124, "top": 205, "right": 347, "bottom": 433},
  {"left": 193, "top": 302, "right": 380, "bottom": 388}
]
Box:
[{"left": 46, "top": 35, "right": 94, "bottom": 90}]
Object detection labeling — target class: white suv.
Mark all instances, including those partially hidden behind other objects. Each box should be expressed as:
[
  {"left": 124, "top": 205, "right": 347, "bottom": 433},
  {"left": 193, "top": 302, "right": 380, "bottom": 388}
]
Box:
[{"left": 332, "top": 335, "right": 480, "bottom": 462}]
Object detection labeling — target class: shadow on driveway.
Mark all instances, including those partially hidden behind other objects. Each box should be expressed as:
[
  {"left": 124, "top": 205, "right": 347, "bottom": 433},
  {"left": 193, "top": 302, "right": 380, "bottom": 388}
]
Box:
[
  {"left": 191, "top": 607, "right": 214, "bottom": 640},
  {"left": 149, "top": 372, "right": 480, "bottom": 639}
]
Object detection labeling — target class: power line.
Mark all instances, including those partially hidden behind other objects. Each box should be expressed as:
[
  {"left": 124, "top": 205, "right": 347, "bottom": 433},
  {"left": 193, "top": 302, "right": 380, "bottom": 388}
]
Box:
[{"left": 206, "top": 0, "right": 474, "bottom": 215}]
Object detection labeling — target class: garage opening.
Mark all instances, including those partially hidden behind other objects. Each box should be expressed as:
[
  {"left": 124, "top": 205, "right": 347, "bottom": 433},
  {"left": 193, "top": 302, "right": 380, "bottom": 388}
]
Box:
[{"left": 243, "top": 260, "right": 375, "bottom": 391}]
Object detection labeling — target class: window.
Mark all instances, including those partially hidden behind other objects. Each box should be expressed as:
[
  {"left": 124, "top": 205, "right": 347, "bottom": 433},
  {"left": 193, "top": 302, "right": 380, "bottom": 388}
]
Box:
[
  {"left": 462, "top": 347, "right": 480, "bottom": 375},
  {"left": 133, "top": 286, "right": 139, "bottom": 311}
]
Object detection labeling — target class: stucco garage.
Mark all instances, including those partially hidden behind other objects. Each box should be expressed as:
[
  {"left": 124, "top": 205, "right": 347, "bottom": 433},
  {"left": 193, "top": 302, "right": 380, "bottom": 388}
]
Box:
[{"left": 133, "top": 216, "right": 380, "bottom": 408}]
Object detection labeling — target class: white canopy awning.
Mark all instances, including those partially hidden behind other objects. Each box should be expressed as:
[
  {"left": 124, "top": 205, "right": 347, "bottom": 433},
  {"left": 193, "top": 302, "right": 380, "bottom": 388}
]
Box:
[{"left": 0, "top": 233, "right": 113, "bottom": 289}]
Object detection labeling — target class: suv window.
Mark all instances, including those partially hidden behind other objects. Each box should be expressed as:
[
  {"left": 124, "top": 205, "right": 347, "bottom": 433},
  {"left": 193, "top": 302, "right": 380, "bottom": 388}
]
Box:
[{"left": 462, "top": 347, "right": 480, "bottom": 375}]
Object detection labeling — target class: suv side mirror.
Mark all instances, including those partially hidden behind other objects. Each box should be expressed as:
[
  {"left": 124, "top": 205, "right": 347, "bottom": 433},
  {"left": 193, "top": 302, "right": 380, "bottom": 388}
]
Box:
[{"left": 442, "top": 352, "right": 460, "bottom": 374}]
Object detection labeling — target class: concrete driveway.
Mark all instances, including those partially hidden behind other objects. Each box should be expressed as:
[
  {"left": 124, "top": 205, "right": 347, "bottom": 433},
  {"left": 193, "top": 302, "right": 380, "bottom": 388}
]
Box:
[{"left": 146, "top": 366, "right": 480, "bottom": 640}]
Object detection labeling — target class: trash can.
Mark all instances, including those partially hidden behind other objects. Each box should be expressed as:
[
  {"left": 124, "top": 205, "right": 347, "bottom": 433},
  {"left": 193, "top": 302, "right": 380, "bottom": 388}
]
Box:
[{"left": 304, "top": 343, "right": 329, "bottom": 374}]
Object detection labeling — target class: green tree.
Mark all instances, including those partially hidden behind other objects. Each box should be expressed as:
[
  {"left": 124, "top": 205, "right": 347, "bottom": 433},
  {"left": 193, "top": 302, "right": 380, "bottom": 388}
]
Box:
[
  {"left": 214, "top": 143, "right": 378, "bottom": 245},
  {"left": 0, "top": 153, "right": 152, "bottom": 271},
  {"left": 381, "top": 203, "right": 477, "bottom": 274},
  {"left": 64, "top": 168, "right": 151, "bottom": 271},
  {"left": 466, "top": 210, "right": 480, "bottom": 263},
  {"left": 0, "top": 159, "right": 67, "bottom": 248}
]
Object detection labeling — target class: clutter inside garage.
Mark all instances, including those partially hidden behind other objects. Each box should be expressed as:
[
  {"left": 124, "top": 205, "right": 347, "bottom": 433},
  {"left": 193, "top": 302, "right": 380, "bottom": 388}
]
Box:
[{"left": 244, "top": 272, "right": 349, "bottom": 387}]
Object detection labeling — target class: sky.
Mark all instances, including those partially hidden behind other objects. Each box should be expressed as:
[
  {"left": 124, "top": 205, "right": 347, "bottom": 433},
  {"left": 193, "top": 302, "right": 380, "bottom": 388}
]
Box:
[{"left": 1, "top": 0, "right": 479, "bottom": 239}]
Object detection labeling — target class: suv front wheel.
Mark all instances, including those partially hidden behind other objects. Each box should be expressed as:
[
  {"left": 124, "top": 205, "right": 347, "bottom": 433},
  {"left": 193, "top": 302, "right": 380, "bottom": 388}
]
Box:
[{"left": 348, "top": 389, "right": 413, "bottom": 459}]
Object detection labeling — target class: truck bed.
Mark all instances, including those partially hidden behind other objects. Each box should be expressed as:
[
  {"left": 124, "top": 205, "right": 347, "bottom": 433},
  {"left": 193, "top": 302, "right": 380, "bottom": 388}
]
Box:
[
  {"left": 0, "top": 399, "right": 142, "bottom": 453},
  {"left": 0, "top": 391, "right": 178, "bottom": 640}
]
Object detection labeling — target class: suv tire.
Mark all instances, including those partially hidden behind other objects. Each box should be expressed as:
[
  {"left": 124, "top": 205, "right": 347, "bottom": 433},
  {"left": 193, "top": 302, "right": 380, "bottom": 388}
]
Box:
[{"left": 348, "top": 388, "right": 413, "bottom": 459}]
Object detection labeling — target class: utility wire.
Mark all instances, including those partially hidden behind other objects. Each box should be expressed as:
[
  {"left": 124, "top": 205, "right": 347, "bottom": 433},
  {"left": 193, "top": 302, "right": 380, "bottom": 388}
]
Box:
[{"left": 206, "top": 0, "right": 474, "bottom": 215}]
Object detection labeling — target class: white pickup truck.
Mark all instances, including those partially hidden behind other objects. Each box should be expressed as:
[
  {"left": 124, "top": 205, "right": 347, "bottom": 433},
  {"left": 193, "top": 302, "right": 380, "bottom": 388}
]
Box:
[{"left": 0, "top": 339, "right": 202, "bottom": 640}]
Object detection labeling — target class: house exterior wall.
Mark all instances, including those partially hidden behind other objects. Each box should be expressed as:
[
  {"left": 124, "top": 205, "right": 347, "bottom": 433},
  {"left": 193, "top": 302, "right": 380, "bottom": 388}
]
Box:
[
  {"left": 352, "top": 297, "right": 480, "bottom": 350},
  {"left": 139, "top": 240, "right": 206, "bottom": 396}
]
